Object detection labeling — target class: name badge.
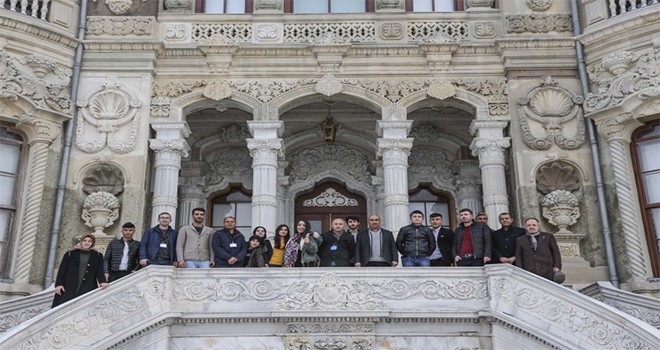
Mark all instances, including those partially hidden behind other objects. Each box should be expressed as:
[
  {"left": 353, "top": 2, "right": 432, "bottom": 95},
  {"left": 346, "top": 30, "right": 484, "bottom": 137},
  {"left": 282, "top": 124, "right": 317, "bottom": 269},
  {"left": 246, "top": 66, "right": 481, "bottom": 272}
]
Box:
[
  {"left": 230, "top": 243, "right": 237, "bottom": 248},
  {"left": 160, "top": 243, "right": 167, "bottom": 248},
  {"left": 330, "top": 245, "right": 337, "bottom": 251}
]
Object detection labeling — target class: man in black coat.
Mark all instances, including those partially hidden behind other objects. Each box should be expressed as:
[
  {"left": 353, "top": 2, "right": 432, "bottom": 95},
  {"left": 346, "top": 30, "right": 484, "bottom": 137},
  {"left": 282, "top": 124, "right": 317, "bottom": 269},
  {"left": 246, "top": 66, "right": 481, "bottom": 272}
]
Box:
[
  {"left": 492, "top": 212, "right": 526, "bottom": 264},
  {"left": 396, "top": 210, "right": 436, "bottom": 267},
  {"left": 319, "top": 218, "right": 355, "bottom": 267},
  {"left": 452, "top": 208, "right": 492, "bottom": 267},
  {"left": 428, "top": 213, "right": 454, "bottom": 266},
  {"left": 354, "top": 214, "right": 398, "bottom": 267}
]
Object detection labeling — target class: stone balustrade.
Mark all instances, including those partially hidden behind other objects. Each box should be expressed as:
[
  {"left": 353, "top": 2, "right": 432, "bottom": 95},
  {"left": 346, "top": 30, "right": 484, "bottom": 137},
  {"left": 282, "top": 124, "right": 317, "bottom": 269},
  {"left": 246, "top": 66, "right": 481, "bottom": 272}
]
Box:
[
  {"left": 610, "top": 0, "right": 660, "bottom": 17},
  {"left": 2, "top": 0, "right": 51, "bottom": 20},
  {"left": 0, "top": 265, "right": 658, "bottom": 349},
  {"left": 0, "top": 286, "right": 53, "bottom": 333}
]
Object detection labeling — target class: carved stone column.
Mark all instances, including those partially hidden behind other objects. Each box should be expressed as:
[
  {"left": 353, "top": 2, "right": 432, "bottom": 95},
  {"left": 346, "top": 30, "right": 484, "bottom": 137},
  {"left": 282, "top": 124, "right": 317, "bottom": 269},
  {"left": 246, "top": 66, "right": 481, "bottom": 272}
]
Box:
[
  {"left": 247, "top": 121, "right": 284, "bottom": 233},
  {"left": 178, "top": 178, "right": 205, "bottom": 227},
  {"left": 149, "top": 122, "right": 190, "bottom": 227},
  {"left": 13, "top": 117, "right": 60, "bottom": 282},
  {"left": 454, "top": 159, "right": 483, "bottom": 214},
  {"left": 469, "top": 120, "right": 510, "bottom": 229},
  {"left": 377, "top": 121, "right": 413, "bottom": 233}
]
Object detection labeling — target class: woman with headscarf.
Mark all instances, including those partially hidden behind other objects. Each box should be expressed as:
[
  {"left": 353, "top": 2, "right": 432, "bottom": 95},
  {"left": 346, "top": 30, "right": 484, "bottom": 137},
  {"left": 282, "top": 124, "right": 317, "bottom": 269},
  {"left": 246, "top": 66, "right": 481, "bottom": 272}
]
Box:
[
  {"left": 283, "top": 220, "right": 322, "bottom": 267},
  {"left": 52, "top": 233, "right": 107, "bottom": 308}
]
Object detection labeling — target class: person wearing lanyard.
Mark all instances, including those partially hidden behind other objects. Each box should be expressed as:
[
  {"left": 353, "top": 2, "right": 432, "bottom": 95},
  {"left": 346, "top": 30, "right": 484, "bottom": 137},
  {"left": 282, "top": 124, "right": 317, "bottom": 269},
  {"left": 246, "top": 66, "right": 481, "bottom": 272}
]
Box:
[
  {"left": 212, "top": 216, "right": 247, "bottom": 268},
  {"left": 139, "top": 212, "right": 178, "bottom": 267},
  {"left": 318, "top": 218, "right": 355, "bottom": 267}
]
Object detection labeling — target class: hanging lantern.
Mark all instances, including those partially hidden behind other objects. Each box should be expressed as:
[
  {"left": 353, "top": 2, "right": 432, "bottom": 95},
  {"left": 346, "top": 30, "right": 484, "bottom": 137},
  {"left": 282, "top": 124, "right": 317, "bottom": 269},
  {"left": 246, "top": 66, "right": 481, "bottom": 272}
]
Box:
[{"left": 320, "top": 101, "right": 338, "bottom": 144}]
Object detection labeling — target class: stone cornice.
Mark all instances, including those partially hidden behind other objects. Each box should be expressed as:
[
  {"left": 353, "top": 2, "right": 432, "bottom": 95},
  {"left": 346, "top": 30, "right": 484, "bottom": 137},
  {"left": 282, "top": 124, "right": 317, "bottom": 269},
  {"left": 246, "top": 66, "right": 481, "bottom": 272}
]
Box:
[
  {"left": 495, "top": 38, "right": 576, "bottom": 50},
  {"left": 0, "top": 16, "right": 77, "bottom": 49},
  {"left": 83, "top": 41, "right": 164, "bottom": 53},
  {"left": 579, "top": 9, "right": 660, "bottom": 47}
]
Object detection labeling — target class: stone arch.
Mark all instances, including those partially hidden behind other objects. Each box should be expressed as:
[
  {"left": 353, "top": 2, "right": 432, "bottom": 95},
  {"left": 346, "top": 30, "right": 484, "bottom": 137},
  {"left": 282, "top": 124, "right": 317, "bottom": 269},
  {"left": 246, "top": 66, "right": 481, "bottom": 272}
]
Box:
[
  {"left": 531, "top": 159, "right": 587, "bottom": 189},
  {"left": 284, "top": 126, "right": 377, "bottom": 159},
  {"left": 398, "top": 88, "right": 489, "bottom": 119},
  {"left": 71, "top": 161, "right": 131, "bottom": 190},
  {"left": 167, "top": 89, "right": 264, "bottom": 122}
]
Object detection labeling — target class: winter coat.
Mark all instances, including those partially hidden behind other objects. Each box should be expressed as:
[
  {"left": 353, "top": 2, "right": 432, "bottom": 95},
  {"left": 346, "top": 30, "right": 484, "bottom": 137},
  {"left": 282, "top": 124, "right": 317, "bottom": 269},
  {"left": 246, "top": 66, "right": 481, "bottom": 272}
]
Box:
[
  {"left": 52, "top": 249, "right": 105, "bottom": 308},
  {"left": 515, "top": 232, "right": 562, "bottom": 281}
]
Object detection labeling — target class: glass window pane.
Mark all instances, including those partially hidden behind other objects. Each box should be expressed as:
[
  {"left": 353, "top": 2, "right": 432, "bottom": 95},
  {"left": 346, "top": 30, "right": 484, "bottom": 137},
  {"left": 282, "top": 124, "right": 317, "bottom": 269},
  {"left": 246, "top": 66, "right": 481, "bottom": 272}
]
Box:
[
  {"left": 309, "top": 220, "right": 323, "bottom": 234},
  {"left": 413, "top": 0, "right": 433, "bottom": 11},
  {"left": 637, "top": 125, "right": 660, "bottom": 139},
  {"left": 638, "top": 139, "right": 660, "bottom": 172},
  {"left": 331, "top": 0, "right": 365, "bottom": 13},
  {"left": 643, "top": 172, "right": 660, "bottom": 204},
  {"left": 0, "top": 210, "right": 10, "bottom": 266},
  {"left": 294, "top": 0, "right": 327, "bottom": 13},
  {"left": 204, "top": 1, "right": 224, "bottom": 13},
  {"left": 650, "top": 208, "right": 660, "bottom": 252},
  {"left": 428, "top": 202, "right": 450, "bottom": 227},
  {"left": 0, "top": 176, "right": 17, "bottom": 206},
  {"left": 226, "top": 0, "right": 246, "bottom": 13},
  {"left": 236, "top": 202, "right": 252, "bottom": 228},
  {"left": 409, "top": 202, "right": 425, "bottom": 222},
  {"left": 213, "top": 203, "right": 234, "bottom": 226},
  {"left": 434, "top": 0, "right": 455, "bottom": 11},
  {"left": 0, "top": 143, "right": 21, "bottom": 174},
  {"left": 226, "top": 191, "right": 251, "bottom": 202}
]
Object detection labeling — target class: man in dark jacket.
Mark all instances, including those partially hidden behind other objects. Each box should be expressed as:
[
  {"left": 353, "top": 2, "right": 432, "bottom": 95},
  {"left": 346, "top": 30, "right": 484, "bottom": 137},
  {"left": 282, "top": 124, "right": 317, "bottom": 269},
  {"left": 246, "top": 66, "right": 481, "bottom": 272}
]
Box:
[
  {"left": 515, "top": 217, "right": 562, "bottom": 282},
  {"left": 319, "top": 218, "right": 355, "bottom": 267},
  {"left": 139, "top": 212, "right": 177, "bottom": 267},
  {"left": 452, "top": 208, "right": 492, "bottom": 266},
  {"left": 354, "top": 214, "right": 398, "bottom": 267},
  {"left": 492, "top": 212, "right": 526, "bottom": 264},
  {"left": 212, "top": 216, "right": 247, "bottom": 267},
  {"left": 428, "top": 213, "right": 454, "bottom": 266},
  {"left": 396, "top": 210, "right": 436, "bottom": 267},
  {"left": 104, "top": 222, "right": 140, "bottom": 282}
]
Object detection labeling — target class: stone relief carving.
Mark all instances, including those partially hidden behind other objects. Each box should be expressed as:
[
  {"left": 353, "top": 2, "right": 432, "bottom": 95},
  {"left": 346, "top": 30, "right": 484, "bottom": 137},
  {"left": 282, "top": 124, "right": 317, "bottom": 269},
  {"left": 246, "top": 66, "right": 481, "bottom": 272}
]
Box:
[
  {"left": 536, "top": 162, "right": 581, "bottom": 236},
  {"left": 315, "top": 74, "right": 343, "bottom": 97},
  {"left": 81, "top": 191, "right": 120, "bottom": 236},
  {"left": 150, "top": 96, "right": 171, "bottom": 118},
  {"left": 376, "top": 0, "right": 404, "bottom": 10},
  {"left": 95, "top": 0, "right": 148, "bottom": 15},
  {"left": 164, "top": 24, "right": 187, "bottom": 40},
  {"left": 205, "top": 148, "right": 252, "bottom": 186},
  {"left": 505, "top": 14, "right": 572, "bottom": 33},
  {"left": 288, "top": 144, "right": 372, "bottom": 183},
  {"left": 76, "top": 81, "right": 141, "bottom": 154},
  {"left": 518, "top": 77, "right": 585, "bottom": 150},
  {"left": 410, "top": 123, "right": 466, "bottom": 147},
  {"left": 427, "top": 80, "right": 457, "bottom": 100},
  {"left": 303, "top": 188, "right": 359, "bottom": 207},
  {"left": 0, "top": 51, "right": 71, "bottom": 112},
  {"left": 255, "top": 0, "right": 283, "bottom": 11},
  {"left": 203, "top": 81, "right": 233, "bottom": 101},
  {"left": 218, "top": 124, "right": 251, "bottom": 143},
  {"left": 473, "top": 22, "right": 496, "bottom": 39},
  {"left": 379, "top": 23, "right": 404, "bottom": 40},
  {"left": 255, "top": 24, "right": 281, "bottom": 42},
  {"left": 287, "top": 323, "right": 375, "bottom": 334},
  {"left": 536, "top": 161, "right": 581, "bottom": 194},
  {"left": 408, "top": 148, "right": 454, "bottom": 182},
  {"left": 585, "top": 49, "right": 659, "bottom": 113},
  {"left": 82, "top": 163, "right": 125, "bottom": 195},
  {"left": 87, "top": 16, "right": 154, "bottom": 36},
  {"left": 0, "top": 306, "right": 49, "bottom": 332},
  {"left": 526, "top": 0, "right": 553, "bottom": 11}
]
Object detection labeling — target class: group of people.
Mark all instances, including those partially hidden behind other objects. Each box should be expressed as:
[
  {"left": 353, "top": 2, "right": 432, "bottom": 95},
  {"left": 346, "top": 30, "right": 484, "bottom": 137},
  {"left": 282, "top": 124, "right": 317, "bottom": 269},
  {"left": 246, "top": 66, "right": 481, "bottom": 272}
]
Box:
[{"left": 52, "top": 207, "right": 562, "bottom": 307}]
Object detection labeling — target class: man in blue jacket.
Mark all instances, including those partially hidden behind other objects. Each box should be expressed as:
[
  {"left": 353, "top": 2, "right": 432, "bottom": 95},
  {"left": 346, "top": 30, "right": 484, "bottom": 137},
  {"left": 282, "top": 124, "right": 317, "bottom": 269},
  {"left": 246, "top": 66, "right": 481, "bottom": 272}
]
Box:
[
  {"left": 212, "top": 216, "right": 247, "bottom": 267},
  {"left": 139, "top": 212, "right": 178, "bottom": 267}
]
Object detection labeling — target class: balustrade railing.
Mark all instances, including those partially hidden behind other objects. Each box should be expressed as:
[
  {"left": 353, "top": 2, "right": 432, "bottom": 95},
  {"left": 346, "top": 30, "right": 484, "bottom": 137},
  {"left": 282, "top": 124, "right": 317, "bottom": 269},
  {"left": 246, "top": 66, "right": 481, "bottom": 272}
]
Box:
[
  {"left": 2, "top": 0, "right": 50, "bottom": 20},
  {"left": 610, "top": 0, "right": 659, "bottom": 16}
]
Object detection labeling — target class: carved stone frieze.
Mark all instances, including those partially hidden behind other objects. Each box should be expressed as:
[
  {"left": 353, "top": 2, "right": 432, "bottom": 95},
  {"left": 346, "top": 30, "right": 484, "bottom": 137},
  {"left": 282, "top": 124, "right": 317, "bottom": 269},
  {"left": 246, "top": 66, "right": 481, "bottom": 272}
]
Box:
[
  {"left": 585, "top": 49, "right": 659, "bottom": 113},
  {"left": 164, "top": 24, "right": 187, "bottom": 40},
  {"left": 287, "top": 323, "right": 375, "bottom": 334},
  {"left": 82, "top": 163, "right": 125, "bottom": 195},
  {"left": 87, "top": 16, "right": 155, "bottom": 36},
  {"left": 473, "top": 22, "right": 496, "bottom": 39},
  {"left": 232, "top": 79, "right": 317, "bottom": 102},
  {"left": 0, "top": 306, "right": 49, "bottom": 332},
  {"left": 315, "top": 74, "right": 343, "bottom": 97},
  {"left": 358, "top": 79, "right": 426, "bottom": 102},
  {"left": 376, "top": 0, "right": 404, "bottom": 10},
  {"left": 303, "top": 187, "right": 359, "bottom": 207},
  {"left": 408, "top": 148, "right": 454, "bottom": 182},
  {"left": 203, "top": 81, "right": 233, "bottom": 101},
  {"left": 505, "top": 14, "right": 572, "bottom": 33},
  {"left": 205, "top": 148, "right": 252, "bottom": 186},
  {"left": 218, "top": 124, "right": 251, "bottom": 143},
  {"left": 81, "top": 191, "right": 120, "bottom": 236},
  {"left": 518, "top": 77, "right": 585, "bottom": 150},
  {"left": 76, "top": 81, "right": 142, "bottom": 154},
  {"left": 254, "top": 0, "right": 283, "bottom": 11},
  {"left": 525, "top": 0, "right": 553, "bottom": 11},
  {"left": 289, "top": 144, "right": 372, "bottom": 183},
  {"left": 0, "top": 51, "right": 71, "bottom": 112},
  {"left": 379, "top": 23, "right": 404, "bottom": 40}
]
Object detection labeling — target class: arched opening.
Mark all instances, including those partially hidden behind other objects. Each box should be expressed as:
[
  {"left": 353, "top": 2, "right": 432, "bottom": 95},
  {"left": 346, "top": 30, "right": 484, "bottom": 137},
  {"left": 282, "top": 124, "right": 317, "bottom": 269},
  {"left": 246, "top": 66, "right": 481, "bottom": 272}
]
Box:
[
  {"left": 207, "top": 185, "right": 252, "bottom": 236},
  {"left": 409, "top": 184, "right": 456, "bottom": 229},
  {"left": 295, "top": 180, "right": 367, "bottom": 233}
]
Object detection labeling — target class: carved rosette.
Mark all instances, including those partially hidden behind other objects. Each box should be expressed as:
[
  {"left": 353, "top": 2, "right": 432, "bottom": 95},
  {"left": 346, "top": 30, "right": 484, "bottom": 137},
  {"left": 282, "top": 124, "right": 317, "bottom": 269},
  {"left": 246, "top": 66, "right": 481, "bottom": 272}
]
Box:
[
  {"left": 76, "top": 82, "right": 142, "bottom": 154},
  {"left": 541, "top": 190, "right": 580, "bottom": 235},
  {"left": 203, "top": 81, "right": 232, "bottom": 101},
  {"left": 525, "top": 0, "right": 553, "bottom": 11},
  {"left": 518, "top": 77, "right": 585, "bottom": 150},
  {"left": 81, "top": 191, "right": 120, "bottom": 236},
  {"left": 315, "top": 74, "right": 343, "bottom": 97},
  {"left": 427, "top": 80, "right": 456, "bottom": 100}
]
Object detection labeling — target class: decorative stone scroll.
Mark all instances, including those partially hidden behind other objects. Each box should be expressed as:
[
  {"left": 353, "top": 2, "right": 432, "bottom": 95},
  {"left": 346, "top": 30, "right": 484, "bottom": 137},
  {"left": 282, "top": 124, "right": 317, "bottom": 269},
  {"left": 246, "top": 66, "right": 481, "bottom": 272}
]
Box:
[
  {"left": 303, "top": 188, "right": 359, "bottom": 207},
  {"left": 505, "top": 14, "right": 572, "bottom": 33},
  {"left": 518, "top": 77, "right": 585, "bottom": 150},
  {"left": 0, "top": 50, "right": 71, "bottom": 113},
  {"left": 76, "top": 81, "right": 141, "bottom": 154}
]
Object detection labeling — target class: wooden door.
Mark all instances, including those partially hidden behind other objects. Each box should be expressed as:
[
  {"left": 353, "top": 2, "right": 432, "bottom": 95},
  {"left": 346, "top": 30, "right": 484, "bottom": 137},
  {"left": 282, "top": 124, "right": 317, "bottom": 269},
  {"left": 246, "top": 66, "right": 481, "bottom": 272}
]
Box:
[{"left": 295, "top": 181, "right": 367, "bottom": 233}]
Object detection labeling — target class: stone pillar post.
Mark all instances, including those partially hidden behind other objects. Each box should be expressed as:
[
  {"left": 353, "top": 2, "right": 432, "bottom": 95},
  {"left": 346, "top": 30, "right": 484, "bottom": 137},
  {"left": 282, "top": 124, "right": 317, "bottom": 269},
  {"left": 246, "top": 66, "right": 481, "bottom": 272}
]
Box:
[
  {"left": 178, "top": 179, "right": 205, "bottom": 227},
  {"left": 469, "top": 120, "right": 510, "bottom": 229},
  {"left": 247, "top": 121, "right": 284, "bottom": 233},
  {"left": 149, "top": 122, "right": 190, "bottom": 227},
  {"left": 454, "top": 159, "right": 483, "bottom": 215},
  {"left": 377, "top": 121, "right": 413, "bottom": 233}
]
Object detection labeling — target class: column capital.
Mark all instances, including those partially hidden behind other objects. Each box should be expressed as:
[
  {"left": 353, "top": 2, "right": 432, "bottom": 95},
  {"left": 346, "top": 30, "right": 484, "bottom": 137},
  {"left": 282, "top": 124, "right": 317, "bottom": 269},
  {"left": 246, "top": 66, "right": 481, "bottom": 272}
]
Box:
[
  {"left": 594, "top": 112, "right": 643, "bottom": 142},
  {"left": 247, "top": 138, "right": 284, "bottom": 158},
  {"left": 149, "top": 138, "right": 190, "bottom": 157},
  {"left": 376, "top": 120, "right": 413, "bottom": 138},
  {"left": 469, "top": 120, "right": 508, "bottom": 137},
  {"left": 151, "top": 121, "right": 191, "bottom": 139},
  {"left": 247, "top": 120, "right": 284, "bottom": 139},
  {"left": 469, "top": 137, "right": 511, "bottom": 157},
  {"left": 377, "top": 138, "right": 413, "bottom": 157},
  {"left": 15, "top": 114, "right": 61, "bottom": 144}
]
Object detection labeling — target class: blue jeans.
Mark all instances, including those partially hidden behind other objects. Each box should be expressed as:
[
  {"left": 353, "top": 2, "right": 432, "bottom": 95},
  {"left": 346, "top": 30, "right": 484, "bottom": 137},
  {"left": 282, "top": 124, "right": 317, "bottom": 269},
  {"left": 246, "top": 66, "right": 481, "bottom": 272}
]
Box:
[
  {"left": 402, "top": 256, "right": 431, "bottom": 267},
  {"left": 185, "top": 260, "right": 211, "bottom": 268}
]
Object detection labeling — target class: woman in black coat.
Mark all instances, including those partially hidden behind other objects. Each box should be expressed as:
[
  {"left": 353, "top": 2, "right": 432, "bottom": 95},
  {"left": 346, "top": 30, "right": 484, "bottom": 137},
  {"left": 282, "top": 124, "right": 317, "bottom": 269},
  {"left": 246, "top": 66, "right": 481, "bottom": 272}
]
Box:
[{"left": 52, "top": 233, "right": 108, "bottom": 308}]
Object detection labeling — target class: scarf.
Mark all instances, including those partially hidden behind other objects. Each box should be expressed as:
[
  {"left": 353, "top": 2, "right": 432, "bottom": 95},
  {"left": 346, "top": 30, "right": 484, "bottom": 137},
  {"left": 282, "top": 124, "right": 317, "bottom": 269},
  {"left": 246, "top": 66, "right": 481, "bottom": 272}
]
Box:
[
  {"left": 283, "top": 233, "right": 303, "bottom": 267},
  {"left": 528, "top": 232, "right": 540, "bottom": 251}
]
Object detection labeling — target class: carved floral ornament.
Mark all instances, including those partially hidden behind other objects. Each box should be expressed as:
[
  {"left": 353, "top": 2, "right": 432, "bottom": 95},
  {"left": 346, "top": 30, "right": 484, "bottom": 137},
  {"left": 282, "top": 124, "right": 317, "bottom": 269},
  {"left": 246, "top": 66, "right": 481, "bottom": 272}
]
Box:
[
  {"left": 585, "top": 49, "right": 660, "bottom": 113},
  {"left": 91, "top": 0, "right": 148, "bottom": 15},
  {"left": 289, "top": 144, "right": 372, "bottom": 183},
  {"left": 0, "top": 51, "right": 71, "bottom": 113},
  {"left": 525, "top": 0, "right": 553, "bottom": 11},
  {"left": 303, "top": 188, "right": 359, "bottom": 207},
  {"left": 76, "top": 82, "right": 142, "bottom": 154},
  {"left": 536, "top": 161, "right": 582, "bottom": 235},
  {"left": 81, "top": 191, "right": 120, "bottom": 236},
  {"left": 86, "top": 16, "right": 154, "bottom": 36},
  {"left": 518, "top": 77, "right": 585, "bottom": 150},
  {"left": 505, "top": 14, "right": 572, "bottom": 34},
  {"left": 150, "top": 77, "right": 508, "bottom": 117}
]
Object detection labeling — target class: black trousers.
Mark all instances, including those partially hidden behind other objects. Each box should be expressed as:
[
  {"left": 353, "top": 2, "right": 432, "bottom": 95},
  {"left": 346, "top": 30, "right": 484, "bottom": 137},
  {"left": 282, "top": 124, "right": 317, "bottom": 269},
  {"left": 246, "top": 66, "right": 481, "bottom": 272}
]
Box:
[
  {"left": 456, "top": 257, "right": 484, "bottom": 267},
  {"left": 108, "top": 270, "right": 131, "bottom": 282},
  {"left": 430, "top": 258, "right": 452, "bottom": 267},
  {"left": 365, "top": 261, "right": 391, "bottom": 267}
]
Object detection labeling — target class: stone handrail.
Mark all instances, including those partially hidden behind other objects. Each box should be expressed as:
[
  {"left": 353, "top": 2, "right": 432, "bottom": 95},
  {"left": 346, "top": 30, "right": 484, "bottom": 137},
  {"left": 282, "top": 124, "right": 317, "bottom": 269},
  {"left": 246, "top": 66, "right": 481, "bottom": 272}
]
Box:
[
  {"left": 0, "top": 286, "right": 53, "bottom": 333},
  {"left": 609, "top": 0, "right": 660, "bottom": 17},
  {"left": 2, "top": 0, "right": 51, "bottom": 20},
  {"left": 580, "top": 281, "right": 660, "bottom": 329},
  {"left": 0, "top": 265, "right": 658, "bottom": 349}
]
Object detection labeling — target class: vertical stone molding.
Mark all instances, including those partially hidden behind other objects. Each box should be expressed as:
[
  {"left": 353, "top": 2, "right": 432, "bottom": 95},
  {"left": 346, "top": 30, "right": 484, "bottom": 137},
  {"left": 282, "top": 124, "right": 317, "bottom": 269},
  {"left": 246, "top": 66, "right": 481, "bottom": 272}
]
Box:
[
  {"left": 178, "top": 179, "right": 205, "bottom": 227},
  {"left": 247, "top": 121, "right": 284, "bottom": 233},
  {"left": 13, "top": 117, "right": 60, "bottom": 282},
  {"left": 149, "top": 122, "right": 191, "bottom": 227},
  {"left": 469, "top": 120, "right": 510, "bottom": 229},
  {"left": 377, "top": 120, "right": 413, "bottom": 232},
  {"left": 454, "top": 159, "right": 483, "bottom": 214}
]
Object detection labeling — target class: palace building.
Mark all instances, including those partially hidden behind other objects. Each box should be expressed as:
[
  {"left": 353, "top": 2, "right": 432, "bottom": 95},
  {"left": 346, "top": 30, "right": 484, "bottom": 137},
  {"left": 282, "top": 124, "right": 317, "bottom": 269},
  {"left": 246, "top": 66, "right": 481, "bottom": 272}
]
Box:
[{"left": 0, "top": 1, "right": 659, "bottom": 348}]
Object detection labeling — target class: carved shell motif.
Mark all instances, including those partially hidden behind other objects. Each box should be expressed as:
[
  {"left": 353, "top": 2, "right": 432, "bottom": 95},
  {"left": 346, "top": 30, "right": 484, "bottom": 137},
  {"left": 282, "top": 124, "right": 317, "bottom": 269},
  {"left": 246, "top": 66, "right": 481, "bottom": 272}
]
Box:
[
  {"left": 82, "top": 164, "right": 125, "bottom": 195},
  {"left": 535, "top": 161, "right": 581, "bottom": 195},
  {"left": 89, "top": 90, "right": 131, "bottom": 120},
  {"left": 529, "top": 88, "right": 574, "bottom": 117}
]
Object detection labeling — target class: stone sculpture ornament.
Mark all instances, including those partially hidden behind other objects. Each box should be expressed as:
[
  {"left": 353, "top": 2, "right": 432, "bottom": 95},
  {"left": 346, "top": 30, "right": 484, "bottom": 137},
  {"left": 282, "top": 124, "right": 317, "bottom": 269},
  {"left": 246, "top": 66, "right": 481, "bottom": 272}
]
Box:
[
  {"left": 81, "top": 191, "right": 121, "bottom": 236},
  {"left": 536, "top": 161, "right": 582, "bottom": 236}
]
